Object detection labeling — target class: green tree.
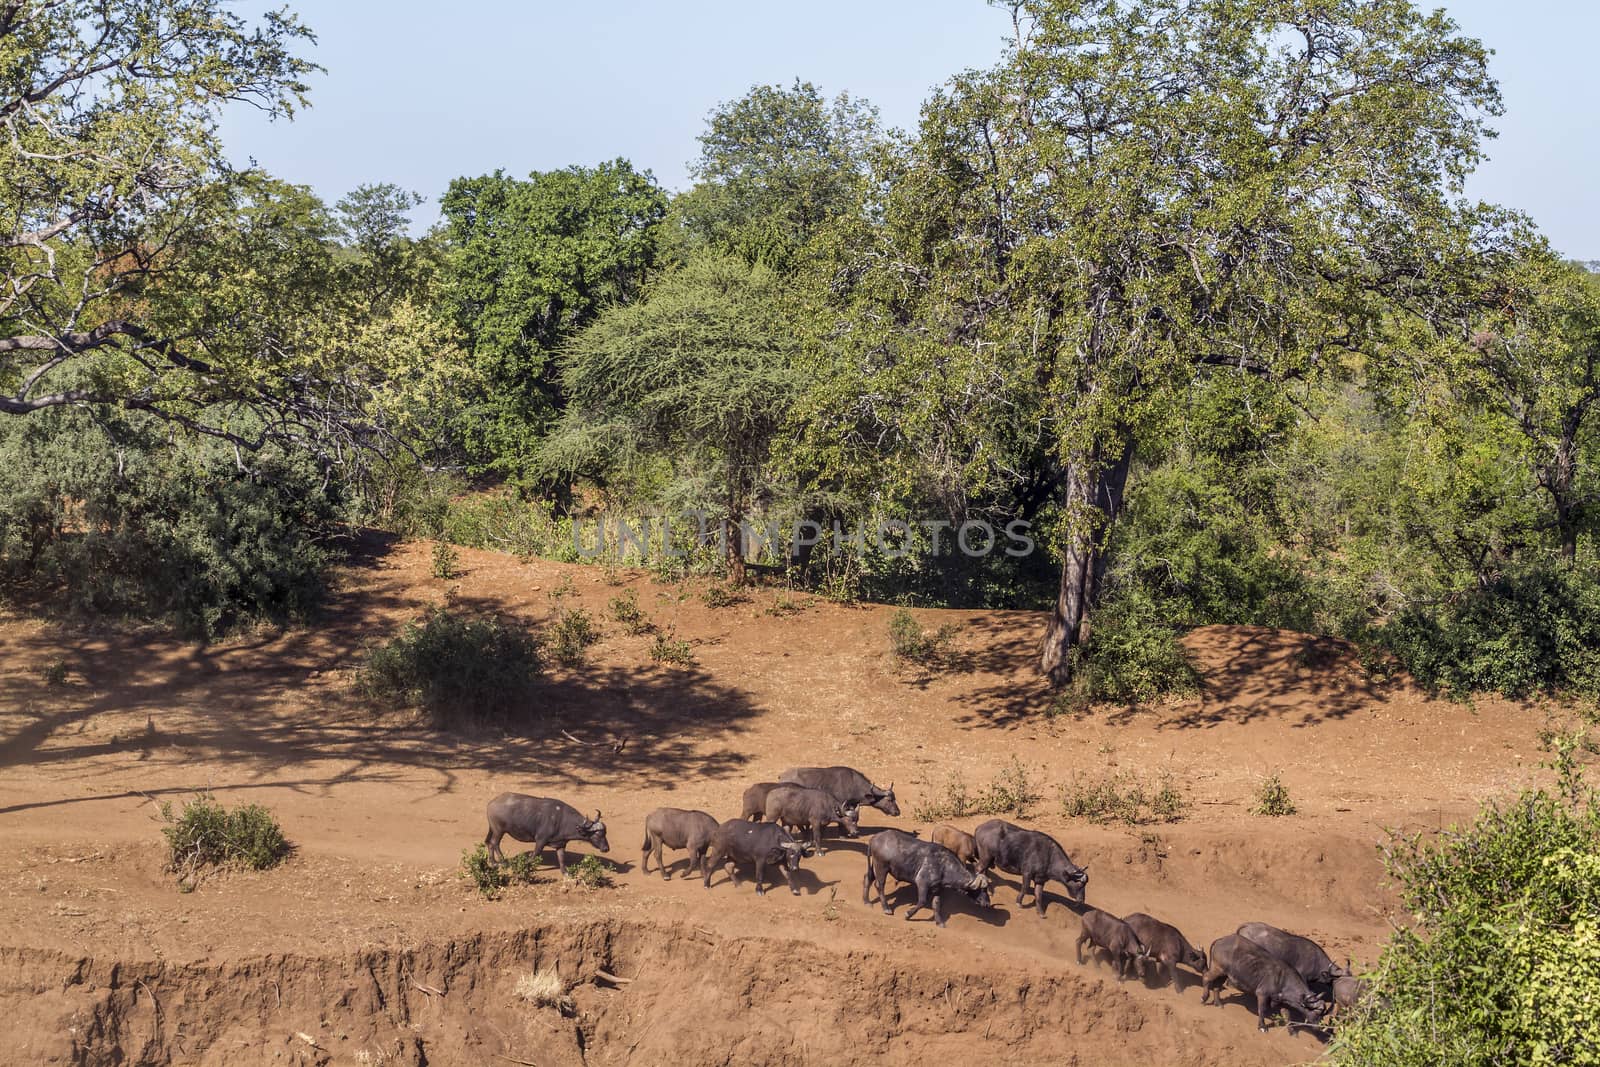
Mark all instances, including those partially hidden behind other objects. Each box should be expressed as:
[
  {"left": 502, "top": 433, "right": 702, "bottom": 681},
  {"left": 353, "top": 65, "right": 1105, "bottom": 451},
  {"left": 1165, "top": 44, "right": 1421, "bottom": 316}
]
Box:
[
  {"left": 806, "top": 0, "right": 1501, "bottom": 684},
  {"left": 0, "top": 1, "right": 319, "bottom": 442},
  {"left": 440, "top": 163, "right": 667, "bottom": 478},
  {"left": 544, "top": 255, "right": 802, "bottom": 583},
  {"left": 674, "top": 80, "right": 881, "bottom": 270}
]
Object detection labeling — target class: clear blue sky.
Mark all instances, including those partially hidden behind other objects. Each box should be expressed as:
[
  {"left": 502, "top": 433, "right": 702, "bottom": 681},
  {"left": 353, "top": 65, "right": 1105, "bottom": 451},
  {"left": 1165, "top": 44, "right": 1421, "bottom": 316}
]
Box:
[{"left": 222, "top": 1, "right": 1600, "bottom": 259}]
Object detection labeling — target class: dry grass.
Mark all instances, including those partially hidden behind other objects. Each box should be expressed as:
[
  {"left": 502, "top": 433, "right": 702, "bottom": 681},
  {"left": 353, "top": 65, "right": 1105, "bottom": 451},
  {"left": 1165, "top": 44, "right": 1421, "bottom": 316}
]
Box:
[{"left": 514, "top": 968, "right": 573, "bottom": 1013}]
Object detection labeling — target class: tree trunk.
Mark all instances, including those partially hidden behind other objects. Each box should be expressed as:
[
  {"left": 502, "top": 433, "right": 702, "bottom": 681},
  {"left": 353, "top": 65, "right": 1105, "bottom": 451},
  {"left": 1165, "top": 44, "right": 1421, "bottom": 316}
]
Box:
[
  {"left": 1039, "top": 442, "right": 1133, "bottom": 686},
  {"left": 723, "top": 515, "right": 748, "bottom": 585}
]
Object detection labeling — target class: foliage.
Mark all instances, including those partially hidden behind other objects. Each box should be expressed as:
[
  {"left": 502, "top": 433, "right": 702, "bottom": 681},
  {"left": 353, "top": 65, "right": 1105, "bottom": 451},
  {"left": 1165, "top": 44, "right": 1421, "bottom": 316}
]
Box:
[
  {"left": 912, "top": 759, "right": 1040, "bottom": 822},
  {"left": 649, "top": 630, "right": 695, "bottom": 667},
  {"left": 547, "top": 607, "right": 600, "bottom": 667},
  {"left": 359, "top": 608, "right": 543, "bottom": 727},
  {"left": 460, "top": 843, "right": 542, "bottom": 900},
  {"left": 1382, "top": 567, "right": 1600, "bottom": 700},
  {"left": 607, "top": 590, "right": 653, "bottom": 634},
  {"left": 0, "top": 409, "right": 338, "bottom": 637},
  {"left": 1058, "top": 598, "right": 1201, "bottom": 706},
  {"left": 1062, "top": 771, "right": 1189, "bottom": 826},
  {"left": 431, "top": 542, "right": 461, "bottom": 580},
  {"left": 887, "top": 609, "right": 959, "bottom": 667},
  {"left": 439, "top": 491, "right": 577, "bottom": 562},
  {"left": 1251, "top": 774, "right": 1298, "bottom": 818},
  {"left": 543, "top": 254, "right": 803, "bottom": 582},
  {"left": 440, "top": 162, "right": 668, "bottom": 478},
  {"left": 673, "top": 79, "right": 882, "bottom": 269},
  {"left": 701, "top": 582, "right": 745, "bottom": 608},
  {"left": 160, "top": 793, "right": 289, "bottom": 887},
  {"left": 1329, "top": 789, "right": 1600, "bottom": 1066},
  {"left": 567, "top": 853, "right": 614, "bottom": 889}
]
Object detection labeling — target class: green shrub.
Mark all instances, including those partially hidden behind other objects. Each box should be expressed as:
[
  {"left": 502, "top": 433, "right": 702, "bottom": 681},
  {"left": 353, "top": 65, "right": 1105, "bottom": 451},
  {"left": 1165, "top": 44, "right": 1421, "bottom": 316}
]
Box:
[
  {"left": 568, "top": 853, "right": 613, "bottom": 888},
  {"left": 1381, "top": 567, "right": 1600, "bottom": 701},
  {"left": 1062, "top": 771, "right": 1189, "bottom": 825},
  {"left": 431, "top": 541, "right": 461, "bottom": 579},
  {"left": 765, "top": 591, "right": 804, "bottom": 617},
  {"left": 887, "top": 608, "right": 959, "bottom": 667},
  {"left": 547, "top": 607, "right": 600, "bottom": 666},
  {"left": 701, "top": 581, "right": 745, "bottom": 608},
  {"left": 912, "top": 759, "right": 1039, "bottom": 821},
  {"left": 460, "top": 844, "right": 543, "bottom": 899},
  {"left": 1330, "top": 789, "right": 1600, "bottom": 1066},
  {"left": 0, "top": 409, "right": 337, "bottom": 638},
  {"left": 439, "top": 491, "right": 576, "bottom": 562},
  {"left": 159, "top": 793, "right": 289, "bottom": 887},
  {"left": 360, "top": 608, "right": 542, "bottom": 727},
  {"left": 649, "top": 629, "right": 694, "bottom": 667},
  {"left": 40, "top": 659, "right": 69, "bottom": 686},
  {"left": 1251, "top": 773, "right": 1297, "bottom": 817},
  {"left": 1061, "top": 599, "right": 1200, "bottom": 706},
  {"left": 607, "top": 589, "right": 653, "bottom": 634}
]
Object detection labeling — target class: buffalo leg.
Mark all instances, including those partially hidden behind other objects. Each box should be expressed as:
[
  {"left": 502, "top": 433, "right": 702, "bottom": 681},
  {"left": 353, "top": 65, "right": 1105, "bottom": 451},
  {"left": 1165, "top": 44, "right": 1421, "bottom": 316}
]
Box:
[
  {"left": 905, "top": 883, "right": 928, "bottom": 922},
  {"left": 1075, "top": 933, "right": 1089, "bottom": 965},
  {"left": 932, "top": 891, "right": 946, "bottom": 928},
  {"left": 485, "top": 826, "right": 505, "bottom": 865},
  {"left": 1035, "top": 883, "right": 1049, "bottom": 918},
  {"left": 1255, "top": 992, "right": 1271, "bottom": 1033},
  {"left": 1017, "top": 874, "right": 1031, "bottom": 906},
  {"left": 781, "top": 865, "right": 799, "bottom": 895},
  {"left": 754, "top": 858, "right": 766, "bottom": 895},
  {"left": 878, "top": 867, "right": 893, "bottom": 914},
  {"left": 702, "top": 847, "right": 722, "bottom": 888},
  {"left": 862, "top": 859, "right": 875, "bottom": 905},
  {"left": 551, "top": 843, "right": 568, "bottom": 876}
]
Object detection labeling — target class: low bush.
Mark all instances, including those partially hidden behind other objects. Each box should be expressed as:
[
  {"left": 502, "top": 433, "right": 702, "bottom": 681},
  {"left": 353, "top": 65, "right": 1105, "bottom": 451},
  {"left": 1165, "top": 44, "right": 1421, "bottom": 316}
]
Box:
[
  {"left": 567, "top": 853, "right": 613, "bottom": 888},
  {"left": 887, "top": 608, "right": 959, "bottom": 667},
  {"left": 1251, "top": 773, "right": 1297, "bottom": 817},
  {"left": 912, "top": 758, "right": 1040, "bottom": 821},
  {"left": 360, "top": 608, "right": 542, "bottom": 727},
  {"left": 514, "top": 968, "right": 573, "bottom": 1012},
  {"left": 701, "top": 582, "right": 745, "bottom": 608},
  {"left": 460, "top": 844, "right": 542, "bottom": 899},
  {"left": 607, "top": 590, "right": 653, "bottom": 634},
  {"left": 1061, "top": 770, "right": 1189, "bottom": 825},
  {"left": 1329, "top": 788, "right": 1600, "bottom": 1066},
  {"left": 649, "top": 629, "right": 694, "bottom": 667},
  {"left": 547, "top": 607, "right": 600, "bottom": 666},
  {"left": 431, "top": 541, "right": 460, "bottom": 579},
  {"left": 1381, "top": 567, "right": 1600, "bottom": 701},
  {"left": 1060, "top": 598, "right": 1201, "bottom": 706},
  {"left": 160, "top": 793, "right": 289, "bottom": 887}
]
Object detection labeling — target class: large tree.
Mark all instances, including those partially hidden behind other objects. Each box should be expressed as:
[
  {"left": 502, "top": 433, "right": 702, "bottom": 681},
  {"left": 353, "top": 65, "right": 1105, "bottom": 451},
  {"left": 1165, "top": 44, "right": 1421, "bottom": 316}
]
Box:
[
  {"left": 0, "top": 1, "right": 322, "bottom": 441},
  {"left": 673, "top": 80, "right": 881, "bottom": 270},
  {"left": 440, "top": 162, "right": 667, "bottom": 478},
  {"left": 543, "top": 254, "right": 802, "bottom": 583},
  {"left": 810, "top": 0, "right": 1501, "bottom": 683}
]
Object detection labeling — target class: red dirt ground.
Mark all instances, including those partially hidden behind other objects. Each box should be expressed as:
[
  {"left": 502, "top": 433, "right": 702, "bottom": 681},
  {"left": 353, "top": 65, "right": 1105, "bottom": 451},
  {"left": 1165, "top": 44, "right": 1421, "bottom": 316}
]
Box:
[{"left": 0, "top": 539, "right": 1556, "bottom": 1065}]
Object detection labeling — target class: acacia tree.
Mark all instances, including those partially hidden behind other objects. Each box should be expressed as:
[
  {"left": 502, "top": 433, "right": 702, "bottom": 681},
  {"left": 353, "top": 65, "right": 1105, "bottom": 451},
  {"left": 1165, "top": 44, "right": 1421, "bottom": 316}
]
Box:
[
  {"left": 811, "top": 0, "right": 1501, "bottom": 683},
  {"left": 0, "top": 1, "right": 325, "bottom": 442},
  {"left": 544, "top": 255, "right": 801, "bottom": 583}
]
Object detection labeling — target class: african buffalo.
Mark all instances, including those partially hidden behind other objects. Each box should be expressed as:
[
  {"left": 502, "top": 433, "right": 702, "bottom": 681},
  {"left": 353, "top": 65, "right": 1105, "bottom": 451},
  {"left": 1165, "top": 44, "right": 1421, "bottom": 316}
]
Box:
[
  {"left": 1202, "top": 933, "right": 1328, "bottom": 1034},
  {"left": 1076, "top": 908, "right": 1148, "bottom": 979},
  {"left": 741, "top": 782, "right": 781, "bottom": 821},
  {"left": 929, "top": 824, "right": 978, "bottom": 870},
  {"left": 703, "top": 818, "right": 809, "bottom": 896},
  {"left": 1237, "top": 922, "right": 1350, "bottom": 986},
  {"left": 484, "top": 793, "right": 609, "bottom": 875},
  {"left": 778, "top": 766, "right": 899, "bottom": 816},
  {"left": 641, "top": 807, "right": 719, "bottom": 880},
  {"left": 764, "top": 784, "right": 859, "bottom": 854},
  {"left": 1125, "top": 912, "right": 1208, "bottom": 993},
  {"left": 862, "top": 828, "right": 992, "bottom": 928},
  {"left": 973, "top": 819, "right": 1087, "bottom": 916}
]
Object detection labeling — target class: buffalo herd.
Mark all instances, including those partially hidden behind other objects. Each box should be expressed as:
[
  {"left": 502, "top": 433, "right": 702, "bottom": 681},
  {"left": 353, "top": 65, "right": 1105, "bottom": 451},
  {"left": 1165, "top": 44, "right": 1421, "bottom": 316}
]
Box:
[{"left": 483, "top": 765, "right": 1365, "bottom": 1037}]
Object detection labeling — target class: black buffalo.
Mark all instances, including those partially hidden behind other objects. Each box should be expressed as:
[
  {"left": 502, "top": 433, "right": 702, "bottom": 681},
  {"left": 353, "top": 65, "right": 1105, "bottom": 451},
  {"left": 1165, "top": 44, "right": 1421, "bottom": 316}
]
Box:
[
  {"left": 764, "top": 784, "right": 859, "bottom": 854},
  {"left": 862, "top": 828, "right": 992, "bottom": 928},
  {"left": 973, "top": 819, "right": 1087, "bottom": 916},
  {"left": 703, "top": 818, "right": 809, "bottom": 896},
  {"left": 778, "top": 766, "right": 899, "bottom": 816},
  {"left": 483, "top": 793, "right": 609, "bottom": 875},
  {"left": 1237, "top": 922, "right": 1350, "bottom": 987},
  {"left": 1202, "top": 933, "right": 1328, "bottom": 1034},
  {"left": 641, "top": 807, "right": 719, "bottom": 880},
  {"left": 1125, "top": 912, "right": 1208, "bottom": 994}
]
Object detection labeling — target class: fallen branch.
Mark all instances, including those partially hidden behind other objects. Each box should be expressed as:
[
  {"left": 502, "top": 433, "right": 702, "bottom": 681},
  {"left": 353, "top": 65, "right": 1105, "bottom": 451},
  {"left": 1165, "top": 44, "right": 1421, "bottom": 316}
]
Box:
[
  {"left": 411, "top": 981, "right": 445, "bottom": 997},
  {"left": 593, "top": 969, "right": 632, "bottom": 985},
  {"left": 493, "top": 1055, "right": 539, "bottom": 1066}
]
